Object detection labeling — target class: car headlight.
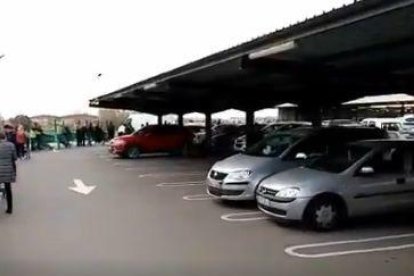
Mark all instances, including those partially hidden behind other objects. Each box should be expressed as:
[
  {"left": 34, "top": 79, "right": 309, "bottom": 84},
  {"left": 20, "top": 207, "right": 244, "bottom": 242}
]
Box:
[
  {"left": 113, "top": 140, "right": 126, "bottom": 146},
  {"left": 225, "top": 170, "right": 252, "bottom": 182},
  {"left": 275, "top": 188, "right": 300, "bottom": 201}
]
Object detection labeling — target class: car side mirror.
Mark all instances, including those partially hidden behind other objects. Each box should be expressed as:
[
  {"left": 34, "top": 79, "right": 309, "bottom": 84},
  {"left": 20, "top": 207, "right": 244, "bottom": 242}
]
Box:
[
  {"left": 359, "top": 166, "right": 375, "bottom": 176},
  {"left": 295, "top": 152, "right": 307, "bottom": 160}
]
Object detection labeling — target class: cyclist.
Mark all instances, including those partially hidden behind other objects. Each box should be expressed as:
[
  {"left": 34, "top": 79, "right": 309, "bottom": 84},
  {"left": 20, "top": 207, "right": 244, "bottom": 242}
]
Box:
[{"left": 0, "top": 131, "right": 17, "bottom": 214}]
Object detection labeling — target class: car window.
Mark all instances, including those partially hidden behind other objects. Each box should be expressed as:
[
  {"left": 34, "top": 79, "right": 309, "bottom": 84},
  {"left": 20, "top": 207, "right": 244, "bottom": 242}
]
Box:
[
  {"left": 284, "top": 135, "right": 329, "bottom": 160},
  {"left": 244, "top": 133, "right": 302, "bottom": 157},
  {"left": 362, "top": 147, "right": 406, "bottom": 175},
  {"left": 306, "top": 145, "right": 371, "bottom": 173},
  {"left": 382, "top": 123, "right": 400, "bottom": 132}
]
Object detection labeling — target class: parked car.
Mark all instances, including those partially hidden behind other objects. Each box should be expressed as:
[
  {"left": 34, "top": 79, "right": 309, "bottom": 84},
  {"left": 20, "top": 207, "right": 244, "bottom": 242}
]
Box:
[
  {"left": 233, "top": 122, "right": 311, "bottom": 152},
  {"left": 206, "top": 127, "right": 388, "bottom": 201},
  {"left": 211, "top": 125, "right": 246, "bottom": 154},
  {"left": 193, "top": 124, "right": 239, "bottom": 146},
  {"left": 322, "top": 119, "right": 360, "bottom": 127},
  {"left": 256, "top": 140, "right": 414, "bottom": 230},
  {"left": 109, "top": 125, "right": 194, "bottom": 159},
  {"left": 360, "top": 117, "right": 411, "bottom": 139},
  {"left": 186, "top": 125, "right": 205, "bottom": 136}
]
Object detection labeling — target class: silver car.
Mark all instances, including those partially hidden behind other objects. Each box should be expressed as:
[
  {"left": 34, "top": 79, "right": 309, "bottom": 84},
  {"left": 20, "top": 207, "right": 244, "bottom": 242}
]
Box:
[
  {"left": 206, "top": 127, "right": 387, "bottom": 201},
  {"left": 257, "top": 140, "right": 414, "bottom": 230},
  {"left": 233, "top": 122, "right": 311, "bottom": 152}
]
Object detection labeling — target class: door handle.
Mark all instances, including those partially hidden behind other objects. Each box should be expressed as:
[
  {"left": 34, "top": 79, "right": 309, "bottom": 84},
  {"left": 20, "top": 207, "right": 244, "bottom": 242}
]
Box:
[{"left": 396, "top": 178, "right": 406, "bottom": 185}]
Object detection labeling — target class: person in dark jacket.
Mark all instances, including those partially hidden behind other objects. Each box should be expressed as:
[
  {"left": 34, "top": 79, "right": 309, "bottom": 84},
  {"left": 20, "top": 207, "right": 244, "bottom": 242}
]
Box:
[
  {"left": 87, "top": 122, "right": 93, "bottom": 146},
  {"left": 107, "top": 121, "right": 115, "bottom": 141},
  {"left": 0, "top": 131, "right": 17, "bottom": 214},
  {"left": 75, "top": 122, "right": 82, "bottom": 147},
  {"left": 80, "top": 122, "right": 87, "bottom": 147},
  {"left": 4, "top": 124, "right": 17, "bottom": 147}
]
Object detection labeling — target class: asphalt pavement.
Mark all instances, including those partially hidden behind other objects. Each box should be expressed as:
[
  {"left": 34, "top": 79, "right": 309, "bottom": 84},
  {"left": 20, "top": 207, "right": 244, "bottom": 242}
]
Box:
[{"left": 0, "top": 147, "right": 413, "bottom": 276}]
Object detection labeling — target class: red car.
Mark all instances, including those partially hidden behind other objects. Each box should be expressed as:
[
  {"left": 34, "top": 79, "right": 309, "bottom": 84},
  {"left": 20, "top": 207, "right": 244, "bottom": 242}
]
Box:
[{"left": 109, "top": 125, "right": 194, "bottom": 159}]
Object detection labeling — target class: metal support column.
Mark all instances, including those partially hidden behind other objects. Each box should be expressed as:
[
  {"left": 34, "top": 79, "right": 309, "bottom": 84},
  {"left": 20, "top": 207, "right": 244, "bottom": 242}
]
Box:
[
  {"left": 401, "top": 103, "right": 406, "bottom": 116},
  {"left": 245, "top": 109, "right": 255, "bottom": 148},
  {"left": 299, "top": 103, "right": 322, "bottom": 127},
  {"left": 178, "top": 114, "right": 184, "bottom": 126},
  {"left": 157, "top": 114, "right": 163, "bottom": 125},
  {"left": 205, "top": 112, "right": 212, "bottom": 152}
]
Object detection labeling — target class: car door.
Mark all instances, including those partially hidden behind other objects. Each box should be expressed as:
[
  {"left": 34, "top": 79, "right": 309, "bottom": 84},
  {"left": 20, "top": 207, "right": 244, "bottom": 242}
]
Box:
[
  {"left": 162, "top": 127, "right": 182, "bottom": 151},
  {"left": 350, "top": 146, "right": 413, "bottom": 216},
  {"left": 143, "top": 126, "right": 167, "bottom": 152}
]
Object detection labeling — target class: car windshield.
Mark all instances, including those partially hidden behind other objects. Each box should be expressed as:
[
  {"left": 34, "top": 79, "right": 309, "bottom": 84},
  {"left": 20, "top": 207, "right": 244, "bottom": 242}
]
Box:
[
  {"left": 244, "top": 132, "right": 303, "bottom": 157},
  {"left": 305, "top": 145, "right": 371, "bottom": 173}
]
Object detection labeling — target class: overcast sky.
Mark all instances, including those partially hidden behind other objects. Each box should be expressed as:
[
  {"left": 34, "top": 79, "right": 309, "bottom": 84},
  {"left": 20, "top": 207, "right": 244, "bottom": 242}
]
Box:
[{"left": 0, "top": 0, "right": 354, "bottom": 118}]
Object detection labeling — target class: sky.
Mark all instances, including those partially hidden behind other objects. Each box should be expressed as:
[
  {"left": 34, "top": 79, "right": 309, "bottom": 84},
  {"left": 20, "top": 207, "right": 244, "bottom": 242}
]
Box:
[{"left": 0, "top": 0, "right": 354, "bottom": 119}]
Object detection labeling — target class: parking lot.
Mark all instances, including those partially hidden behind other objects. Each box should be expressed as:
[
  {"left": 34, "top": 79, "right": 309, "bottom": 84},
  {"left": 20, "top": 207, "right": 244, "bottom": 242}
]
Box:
[{"left": 0, "top": 146, "right": 413, "bottom": 276}]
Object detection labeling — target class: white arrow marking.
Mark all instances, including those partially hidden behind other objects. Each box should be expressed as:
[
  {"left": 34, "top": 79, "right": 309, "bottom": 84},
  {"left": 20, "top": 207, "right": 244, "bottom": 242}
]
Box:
[{"left": 69, "top": 179, "right": 96, "bottom": 195}]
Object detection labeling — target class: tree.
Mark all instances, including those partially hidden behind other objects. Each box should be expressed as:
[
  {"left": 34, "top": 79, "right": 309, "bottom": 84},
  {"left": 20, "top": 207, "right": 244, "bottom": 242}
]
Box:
[
  {"left": 98, "top": 109, "right": 131, "bottom": 128},
  {"left": 14, "top": 115, "right": 32, "bottom": 130},
  {"left": 0, "top": 113, "right": 4, "bottom": 128}
]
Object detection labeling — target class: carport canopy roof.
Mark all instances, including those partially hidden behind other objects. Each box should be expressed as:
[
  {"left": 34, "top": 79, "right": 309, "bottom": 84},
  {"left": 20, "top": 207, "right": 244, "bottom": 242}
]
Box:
[{"left": 90, "top": 0, "right": 414, "bottom": 115}]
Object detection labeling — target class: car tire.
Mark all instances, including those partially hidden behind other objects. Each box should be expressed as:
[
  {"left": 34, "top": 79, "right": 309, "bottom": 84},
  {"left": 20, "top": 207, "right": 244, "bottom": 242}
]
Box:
[
  {"left": 304, "top": 197, "right": 343, "bottom": 231},
  {"left": 181, "top": 143, "right": 190, "bottom": 157},
  {"left": 126, "top": 147, "right": 140, "bottom": 159}
]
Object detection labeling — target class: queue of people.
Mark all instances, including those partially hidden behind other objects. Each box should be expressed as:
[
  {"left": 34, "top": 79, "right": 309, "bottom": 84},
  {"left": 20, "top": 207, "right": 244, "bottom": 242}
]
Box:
[{"left": 75, "top": 121, "right": 107, "bottom": 147}]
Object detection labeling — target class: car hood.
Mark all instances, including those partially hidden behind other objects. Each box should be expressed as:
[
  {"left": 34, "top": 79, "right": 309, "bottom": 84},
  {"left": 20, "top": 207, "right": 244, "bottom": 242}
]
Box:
[
  {"left": 260, "top": 167, "right": 336, "bottom": 193},
  {"left": 117, "top": 134, "right": 134, "bottom": 139},
  {"left": 212, "top": 153, "right": 279, "bottom": 173}
]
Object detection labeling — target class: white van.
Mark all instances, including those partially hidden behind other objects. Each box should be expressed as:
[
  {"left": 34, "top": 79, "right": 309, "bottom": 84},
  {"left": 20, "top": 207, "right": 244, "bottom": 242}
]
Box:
[{"left": 360, "top": 117, "right": 407, "bottom": 138}]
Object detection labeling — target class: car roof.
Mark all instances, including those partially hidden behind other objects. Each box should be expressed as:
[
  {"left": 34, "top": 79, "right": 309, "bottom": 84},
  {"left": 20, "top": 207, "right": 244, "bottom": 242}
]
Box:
[{"left": 351, "top": 139, "right": 414, "bottom": 149}]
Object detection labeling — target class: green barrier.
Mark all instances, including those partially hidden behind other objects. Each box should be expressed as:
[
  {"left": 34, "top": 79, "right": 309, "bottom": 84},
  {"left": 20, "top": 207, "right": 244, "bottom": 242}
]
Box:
[{"left": 41, "top": 132, "right": 75, "bottom": 145}]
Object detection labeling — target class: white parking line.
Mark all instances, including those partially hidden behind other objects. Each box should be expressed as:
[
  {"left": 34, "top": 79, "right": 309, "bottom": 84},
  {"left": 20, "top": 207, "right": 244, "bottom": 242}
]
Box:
[
  {"left": 221, "top": 211, "right": 268, "bottom": 222},
  {"left": 182, "top": 194, "right": 214, "bottom": 201},
  {"left": 156, "top": 181, "right": 204, "bottom": 187},
  {"left": 139, "top": 172, "right": 206, "bottom": 178},
  {"left": 125, "top": 167, "right": 170, "bottom": 171},
  {"left": 285, "top": 233, "right": 414, "bottom": 258}
]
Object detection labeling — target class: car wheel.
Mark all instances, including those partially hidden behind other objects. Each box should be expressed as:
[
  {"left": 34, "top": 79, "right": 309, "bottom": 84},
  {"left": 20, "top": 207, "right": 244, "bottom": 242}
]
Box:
[
  {"left": 304, "top": 197, "right": 342, "bottom": 231},
  {"left": 181, "top": 143, "right": 190, "bottom": 156},
  {"left": 126, "top": 147, "right": 140, "bottom": 159}
]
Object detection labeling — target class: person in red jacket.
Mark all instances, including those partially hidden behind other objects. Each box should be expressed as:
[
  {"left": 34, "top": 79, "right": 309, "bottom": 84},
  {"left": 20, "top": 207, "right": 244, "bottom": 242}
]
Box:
[{"left": 15, "top": 125, "right": 27, "bottom": 159}]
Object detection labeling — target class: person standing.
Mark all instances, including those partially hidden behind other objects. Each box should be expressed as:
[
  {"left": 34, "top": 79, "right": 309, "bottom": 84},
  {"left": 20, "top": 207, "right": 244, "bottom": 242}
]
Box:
[
  {"left": 0, "top": 131, "right": 17, "bottom": 214},
  {"left": 15, "top": 125, "right": 27, "bottom": 159},
  {"left": 80, "top": 122, "right": 87, "bottom": 147},
  {"left": 87, "top": 122, "right": 93, "bottom": 146},
  {"left": 32, "top": 122, "right": 43, "bottom": 150},
  {"left": 4, "top": 124, "right": 16, "bottom": 147},
  {"left": 107, "top": 121, "right": 115, "bottom": 141},
  {"left": 75, "top": 122, "right": 82, "bottom": 147}
]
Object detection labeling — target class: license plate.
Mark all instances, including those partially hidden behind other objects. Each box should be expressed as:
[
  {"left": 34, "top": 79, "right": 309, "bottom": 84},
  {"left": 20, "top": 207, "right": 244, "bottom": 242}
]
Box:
[
  {"left": 258, "top": 196, "right": 270, "bottom": 206},
  {"left": 209, "top": 181, "right": 222, "bottom": 188}
]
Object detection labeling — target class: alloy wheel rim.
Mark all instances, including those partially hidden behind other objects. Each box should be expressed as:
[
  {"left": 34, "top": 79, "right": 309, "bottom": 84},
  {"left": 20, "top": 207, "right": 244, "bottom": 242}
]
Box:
[
  {"left": 315, "top": 204, "right": 336, "bottom": 228},
  {"left": 129, "top": 148, "right": 140, "bottom": 158}
]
